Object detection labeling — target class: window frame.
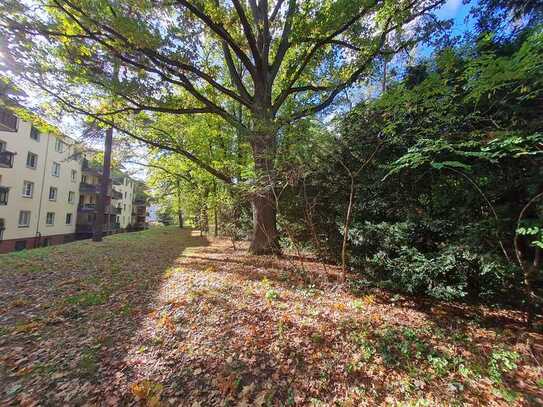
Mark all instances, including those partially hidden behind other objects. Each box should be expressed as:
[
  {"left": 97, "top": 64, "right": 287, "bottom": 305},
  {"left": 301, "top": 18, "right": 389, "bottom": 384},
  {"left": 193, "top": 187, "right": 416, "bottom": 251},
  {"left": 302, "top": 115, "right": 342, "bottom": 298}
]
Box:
[
  {"left": 45, "top": 212, "right": 55, "bottom": 226},
  {"left": 0, "top": 188, "right": 8, "bottom": 205},
  {"left": 18, "top": 210, "right": 31, "bottom": 227},
  {"left": 52, "top": 162, "right": 61, "bottom": 177},
  {"left": 30, "top": 127, "right": 40, "bottom": 141},
  {"left": 66, "top": 213, "right": 73, "bottom": 225},
  {"left": 48, "top": 186, "right": 58, "bottom": 201},
  {"left": 54, "top": 138, "right": 64, "bottom": 153},
  {"left": 22, "top": 181, "right": 34, "bottom": 198},
  {"left": 26, "top": 152, "right": 38, "bottom": 169}
]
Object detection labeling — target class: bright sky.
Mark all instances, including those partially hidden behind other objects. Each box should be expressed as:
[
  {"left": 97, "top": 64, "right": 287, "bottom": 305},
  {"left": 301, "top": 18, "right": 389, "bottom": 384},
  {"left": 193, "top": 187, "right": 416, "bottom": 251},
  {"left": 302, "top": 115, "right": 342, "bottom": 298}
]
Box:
[{"left": 437, "top": 0, "right": 475, "bottom": 36}]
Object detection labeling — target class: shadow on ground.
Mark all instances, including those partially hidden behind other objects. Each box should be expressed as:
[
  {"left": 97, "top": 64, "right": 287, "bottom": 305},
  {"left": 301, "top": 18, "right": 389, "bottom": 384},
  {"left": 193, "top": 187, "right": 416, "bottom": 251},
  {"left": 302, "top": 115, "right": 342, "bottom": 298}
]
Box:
[
  {"left": 0, "top": 227, "right": 208, "bottom": 405},
  {"left": 1, "top": 229, "right": 542, "bottom": 406}
]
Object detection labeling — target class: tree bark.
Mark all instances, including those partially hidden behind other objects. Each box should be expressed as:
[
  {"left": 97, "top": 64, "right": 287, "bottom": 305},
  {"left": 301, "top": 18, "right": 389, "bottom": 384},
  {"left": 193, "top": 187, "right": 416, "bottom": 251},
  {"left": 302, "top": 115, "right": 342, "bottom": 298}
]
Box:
[
  {"left": 176, "top": 180, "right": 183, "bottom": 228},
  {"left": 249, "top": 131, "right": 280, "bottom": 255},
  {"left": 249, "top": 190, "right": 279, "bottom": 254},
  {"left": 93, "top": 126, "right": 113, "bottom": 242}
]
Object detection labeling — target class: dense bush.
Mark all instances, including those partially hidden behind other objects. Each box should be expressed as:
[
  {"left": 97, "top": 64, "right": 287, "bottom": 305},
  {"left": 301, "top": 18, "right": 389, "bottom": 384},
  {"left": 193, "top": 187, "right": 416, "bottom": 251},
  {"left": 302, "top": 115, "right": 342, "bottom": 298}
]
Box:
[
  {"left": 349, "top": 221, "right": 519, "bottom": 301},
  {"left": 279, "top": 25, "right": 542, "bottom": 307}
]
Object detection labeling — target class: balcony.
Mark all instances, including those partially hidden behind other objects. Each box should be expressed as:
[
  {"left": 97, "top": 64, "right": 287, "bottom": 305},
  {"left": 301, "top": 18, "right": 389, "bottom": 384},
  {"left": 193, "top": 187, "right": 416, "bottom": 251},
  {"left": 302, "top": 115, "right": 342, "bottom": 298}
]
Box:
[
  {"left": 0, "top": 108, "right": 18, "bottom": 132},
  {"left": 78, "top": 203, "right": 114, "bottom": 213},
  {"left": 0, "top": 186, "right": 9, "bottom": 205},
  {"left": 112, "top": 190, "right": 123, "bottom": 200},
  {"left": 76, "top": 222, "right": 119, "bottom": 234},
  {"left": 114, "top": 206, "right": 122, "bottom": 214},
  {"left": 80, "top": 182, "right": 99, "bottom": 194},
  {"left": 80, "top": 182, "right": 113, "bottom": 197},
  {"left": 0, "top": 150, "right": 15, "bottom": 168}
]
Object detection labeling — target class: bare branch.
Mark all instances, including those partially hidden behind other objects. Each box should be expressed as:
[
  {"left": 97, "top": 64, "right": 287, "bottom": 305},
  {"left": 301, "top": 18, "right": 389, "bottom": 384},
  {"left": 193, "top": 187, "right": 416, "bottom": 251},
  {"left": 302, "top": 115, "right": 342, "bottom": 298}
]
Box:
[{"left": 176, "top": 0, "right": 257, "bottom": 78}]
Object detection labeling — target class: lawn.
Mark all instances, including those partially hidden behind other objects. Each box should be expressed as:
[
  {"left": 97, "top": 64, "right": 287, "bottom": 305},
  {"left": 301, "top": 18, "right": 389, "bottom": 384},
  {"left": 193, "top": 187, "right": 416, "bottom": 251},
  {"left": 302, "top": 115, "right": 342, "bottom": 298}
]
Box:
[{"left": 0, "top": 227, "right": 542, "bottom": 406}]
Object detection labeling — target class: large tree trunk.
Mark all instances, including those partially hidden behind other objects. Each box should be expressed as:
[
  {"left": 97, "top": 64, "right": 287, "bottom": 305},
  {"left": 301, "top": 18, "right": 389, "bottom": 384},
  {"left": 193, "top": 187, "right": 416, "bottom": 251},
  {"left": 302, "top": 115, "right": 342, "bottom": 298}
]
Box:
[
  {"left": 249, "top": 131, "right": 280, "bottom": 255},
  {"left": 250, "top": 190, "right": 279, "bottom": 254}
]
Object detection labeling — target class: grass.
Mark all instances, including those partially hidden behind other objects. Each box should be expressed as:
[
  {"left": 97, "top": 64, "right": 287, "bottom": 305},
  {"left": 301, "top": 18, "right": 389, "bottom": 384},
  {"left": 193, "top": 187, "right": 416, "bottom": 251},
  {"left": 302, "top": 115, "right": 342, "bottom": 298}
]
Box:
[{"left": 0, "top": 227, "right": 541, "bottom": 406}]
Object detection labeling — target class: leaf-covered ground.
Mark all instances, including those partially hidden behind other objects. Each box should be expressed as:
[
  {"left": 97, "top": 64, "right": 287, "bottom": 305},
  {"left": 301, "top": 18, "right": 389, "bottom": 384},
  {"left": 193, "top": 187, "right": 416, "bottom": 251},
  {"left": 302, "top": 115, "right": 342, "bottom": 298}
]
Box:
[{"left": 0, "top": 227, "right": 542, "bottom": 406}]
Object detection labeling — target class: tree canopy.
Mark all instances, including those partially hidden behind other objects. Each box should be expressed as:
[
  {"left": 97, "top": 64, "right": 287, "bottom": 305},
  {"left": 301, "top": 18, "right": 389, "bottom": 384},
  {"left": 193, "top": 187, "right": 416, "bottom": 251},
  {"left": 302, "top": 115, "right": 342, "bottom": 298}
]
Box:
[{"left": 0, "top": 0, "right": 446, "bottom": 253}]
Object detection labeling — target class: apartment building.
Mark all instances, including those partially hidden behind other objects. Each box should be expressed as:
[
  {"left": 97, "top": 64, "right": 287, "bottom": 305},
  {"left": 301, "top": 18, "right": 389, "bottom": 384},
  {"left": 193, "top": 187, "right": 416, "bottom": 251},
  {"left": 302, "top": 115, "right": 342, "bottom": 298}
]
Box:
[
  {"left": 112, "top": 175, "right": 135, "bottom": 230},
  {"left": 0, "top": 108, "right": 149, "bottom": 252},
  {"left": 0, "top": 109, "right": 82, "bottom": 253},
  {"left": 76, "top": 159, "right": 136, "bottom": 237},
  {"left": 133, "top": 198, "right": 149, "bottom": 231}
]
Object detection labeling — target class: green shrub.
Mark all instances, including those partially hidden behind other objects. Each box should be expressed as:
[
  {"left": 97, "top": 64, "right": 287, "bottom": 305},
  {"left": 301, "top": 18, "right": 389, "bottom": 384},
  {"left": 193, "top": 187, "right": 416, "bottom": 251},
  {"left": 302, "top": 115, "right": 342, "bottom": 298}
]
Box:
[{"left": 349, "top": 221, "right": 518, "bottom": 301}]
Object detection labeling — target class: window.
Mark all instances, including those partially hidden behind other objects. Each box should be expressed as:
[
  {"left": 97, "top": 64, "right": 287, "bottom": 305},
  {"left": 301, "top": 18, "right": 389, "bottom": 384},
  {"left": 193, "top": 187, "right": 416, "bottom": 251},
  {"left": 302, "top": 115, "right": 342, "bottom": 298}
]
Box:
[
  {"left": 18, "top": 210, "right": 31, "bottom": 227},
  {"left": 68, "top": 191, "right": 75, "bottom": 204},
  {"left": 0, "top": 218, "right": 4, "bottom": 240},
  {"left": 124, "top": 192, "right": 127, "bottom": 199},
  {"left": 46, "top": 212, "right": 55, "bottom": 226},
  {"left": 52, "top": 162, "right": 60, "bottom": 177},
  {"left": 71, "top": 169, "right": 77, "bottom": 182},
  {"left": 0, "top": 140, "right": 5, "bottom": 152},
  {"left": 22, "top": 181, "right": 34, "bottom": 198},
  {"left": 82, "top": 175, "right": 87, "bottom": 183},
  {"left": 15, "top": 240, "right": 27, "bottom": 251},
  {"left": 0, "top": 188, "right": 7, "bottom": 205},
  {"left": 49, "top": 186, "right": 57, "bottom": 201},
  {"left": 26, "top": 152, "right": 38, "bottom": 169},
  {"left": 30, "top": 126, "right": 40, "bottom": 141},
  {"left": 66, "top": 213, "right": 72, "bottom": 225},
  {"left": 54, "top": 138, "right": 64, "bottom": 153}
]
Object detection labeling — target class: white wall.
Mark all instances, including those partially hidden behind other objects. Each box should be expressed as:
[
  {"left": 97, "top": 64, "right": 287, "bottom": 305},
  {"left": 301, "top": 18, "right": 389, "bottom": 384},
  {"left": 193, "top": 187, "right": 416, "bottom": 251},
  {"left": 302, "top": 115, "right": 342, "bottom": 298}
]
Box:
[
  {"left": 112, "top": 177, "right": 134, "bottom": 229},
  {"left": 0, "top": 118, "right": 81, "bottom": 240}
]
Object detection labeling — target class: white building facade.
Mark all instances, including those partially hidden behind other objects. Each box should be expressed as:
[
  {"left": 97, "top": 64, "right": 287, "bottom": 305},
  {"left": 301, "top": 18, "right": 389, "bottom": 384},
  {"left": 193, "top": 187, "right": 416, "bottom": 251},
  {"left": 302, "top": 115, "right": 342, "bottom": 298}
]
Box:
[
  {"left": 0, "top": 111, "right": 82, "bottom": 252},
  {"left": 112, "top": 176, "right": 135, "bottom": 230}
]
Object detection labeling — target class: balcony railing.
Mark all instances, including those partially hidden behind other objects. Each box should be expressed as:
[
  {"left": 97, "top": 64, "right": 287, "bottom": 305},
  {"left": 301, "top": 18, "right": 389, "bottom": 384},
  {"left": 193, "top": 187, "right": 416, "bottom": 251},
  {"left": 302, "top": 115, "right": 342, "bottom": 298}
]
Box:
[
  {"left": 0, "top": 108, "right": 18, "bottom": 132},
  {"left": 76, "top": 222, "right": 120, "bottom": 234},
  {"left": 112, "top": 190, "right": 123, "bottom": 200},
  {"left": 0, "top": 150, "right": 15, "bottom": 168},
  {"left": 78, "top": 203, "right": 115, "bottom": 214},
  {"left": 80, "top": 182, "right": 99, "bottom": 194},
  {"left": 79, "top": 203, "right": 96, "bottom": 210},
  {"left": 80, "top": 182, "right": 113, "bottom": 197},
  {"left": 114, "top": 206, "right": 122, "bottom": 214}
]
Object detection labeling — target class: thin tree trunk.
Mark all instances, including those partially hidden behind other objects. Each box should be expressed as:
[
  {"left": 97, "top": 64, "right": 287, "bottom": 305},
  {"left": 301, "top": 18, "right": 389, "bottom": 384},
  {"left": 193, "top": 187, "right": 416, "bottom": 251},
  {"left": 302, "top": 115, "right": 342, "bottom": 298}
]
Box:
[
  {"left": 341, "top": 174, "right": 355, "bottom": 280},
  {"left": 382, "top": 58, "right": 387, "bottom": 93},
  {"left": 213, "top": 179, "right": 218, "bottom": 237},
  {"left": 93, "top": 126, "right": 113, "bottom": 242},
  {"left": 176, "top": 180, "right": 183, "bottom": 228},
  {"left": 514, "top": 191, "right": 543, "bottom": 326}
]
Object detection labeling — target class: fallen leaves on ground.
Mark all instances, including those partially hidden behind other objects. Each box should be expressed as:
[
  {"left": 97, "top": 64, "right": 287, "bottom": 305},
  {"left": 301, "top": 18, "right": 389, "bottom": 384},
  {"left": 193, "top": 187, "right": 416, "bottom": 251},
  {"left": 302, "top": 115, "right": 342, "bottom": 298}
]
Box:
[{"left": 0, "top": 227, "right": 542, "bottom": 406}]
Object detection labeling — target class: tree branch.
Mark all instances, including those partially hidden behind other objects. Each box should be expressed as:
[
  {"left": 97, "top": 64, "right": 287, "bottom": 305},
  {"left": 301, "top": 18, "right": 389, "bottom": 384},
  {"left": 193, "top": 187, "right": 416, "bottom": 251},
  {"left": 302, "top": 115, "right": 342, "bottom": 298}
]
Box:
[
  {"left": 176, "top": 0, "right": 257, "bottom": 78},
  {"left": 26, "top": 76, "right": 234, "bottom": 184}
]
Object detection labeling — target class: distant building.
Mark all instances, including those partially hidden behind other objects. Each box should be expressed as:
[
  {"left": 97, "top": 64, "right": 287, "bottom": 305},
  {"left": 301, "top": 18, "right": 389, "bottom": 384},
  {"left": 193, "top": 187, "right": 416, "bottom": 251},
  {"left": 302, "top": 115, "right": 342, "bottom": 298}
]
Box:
[
  {"left": 0, "top": 108, "right": 149, "bottom": 253},
  {"left": 112, "top": 175, "right": 135, "bottom": 230},
  {"left": 132, "top": 198, "right": 149, "bottom": 230}
]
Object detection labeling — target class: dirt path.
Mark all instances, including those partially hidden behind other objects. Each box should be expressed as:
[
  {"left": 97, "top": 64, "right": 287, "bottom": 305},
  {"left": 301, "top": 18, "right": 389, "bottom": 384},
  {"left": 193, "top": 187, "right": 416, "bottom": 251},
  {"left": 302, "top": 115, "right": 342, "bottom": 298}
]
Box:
[{"left": 0, "top": 227, "right": 542, "bottom": 406}]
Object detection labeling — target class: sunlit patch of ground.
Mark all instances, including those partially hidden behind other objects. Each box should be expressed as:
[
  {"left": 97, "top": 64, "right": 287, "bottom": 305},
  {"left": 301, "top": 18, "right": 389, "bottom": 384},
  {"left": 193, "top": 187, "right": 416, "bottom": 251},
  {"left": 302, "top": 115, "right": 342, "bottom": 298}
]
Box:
[{"left": 1, "top": 227, "right": 542, "bottom": 406}]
